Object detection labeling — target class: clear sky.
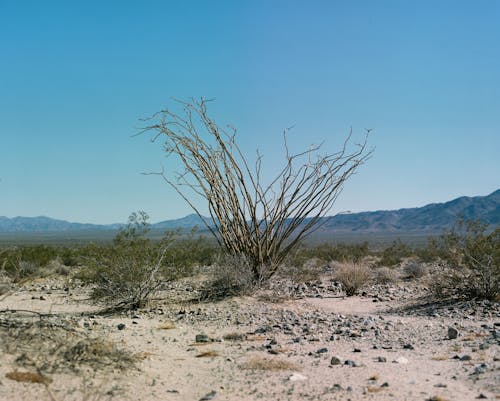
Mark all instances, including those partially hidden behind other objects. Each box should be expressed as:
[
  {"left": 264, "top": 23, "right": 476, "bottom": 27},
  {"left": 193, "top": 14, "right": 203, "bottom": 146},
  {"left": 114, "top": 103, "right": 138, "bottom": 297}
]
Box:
[{"left": 1, "top": 0, "right": 499, "bottom": 224}]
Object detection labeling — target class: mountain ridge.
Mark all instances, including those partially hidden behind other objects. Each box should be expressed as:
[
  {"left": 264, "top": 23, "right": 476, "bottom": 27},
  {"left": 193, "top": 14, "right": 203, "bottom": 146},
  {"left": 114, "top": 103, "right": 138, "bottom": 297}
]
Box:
[{"left": 1, "top": 189, "right": 498, "bottom": 233}]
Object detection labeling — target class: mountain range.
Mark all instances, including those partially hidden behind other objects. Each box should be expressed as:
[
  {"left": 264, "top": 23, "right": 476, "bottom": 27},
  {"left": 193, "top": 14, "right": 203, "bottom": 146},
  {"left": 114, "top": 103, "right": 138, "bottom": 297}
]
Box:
[{"left": 1, "top": 189, "right": 498, "bottom": 234}]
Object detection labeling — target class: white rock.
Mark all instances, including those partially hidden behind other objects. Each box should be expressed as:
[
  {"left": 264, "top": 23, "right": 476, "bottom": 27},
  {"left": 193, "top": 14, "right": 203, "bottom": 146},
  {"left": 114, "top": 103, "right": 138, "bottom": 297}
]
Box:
[
  {"left": 289, "top": 373, "right": 308, "bottom": 381},
  {"left": 394, "top": 357, "right": 409, "bottom": 364}
]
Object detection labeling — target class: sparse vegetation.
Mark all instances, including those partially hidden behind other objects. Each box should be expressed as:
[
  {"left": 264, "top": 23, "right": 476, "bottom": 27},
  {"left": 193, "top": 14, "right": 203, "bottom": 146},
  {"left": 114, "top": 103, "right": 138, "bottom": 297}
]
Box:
[
  {"left": 332, "top": 262, "right": 371, "bottom": 296},
  {"left": 77, "top": 211, "right": 174, "bottom": 309},
  {"left": 144, "top": 98, "right": 372, "bottom": 282},
  {"left": 377, "top": 239, "right": 413, "bottom": 267},
  {"left": 431, "top": 220, "right": 499, "bottom": 300}
]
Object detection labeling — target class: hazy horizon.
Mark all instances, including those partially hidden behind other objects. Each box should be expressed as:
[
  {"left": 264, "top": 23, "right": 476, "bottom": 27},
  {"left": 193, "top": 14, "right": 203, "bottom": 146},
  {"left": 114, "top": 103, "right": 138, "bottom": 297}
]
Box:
[{"left": 1, "top": 1, "right": 499, "bottom": 224}]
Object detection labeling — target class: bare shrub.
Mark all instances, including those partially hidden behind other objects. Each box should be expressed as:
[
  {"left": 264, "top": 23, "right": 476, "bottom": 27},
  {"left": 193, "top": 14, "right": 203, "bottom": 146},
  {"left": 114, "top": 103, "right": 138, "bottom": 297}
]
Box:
[
  {"left": 78, "top": 211, "right": 172, "bottom": 309},
  {"left": 432, "top": 220, "right": 499, "bottom": 300},
  {"left": 198, "top": 253, "right": 256, "bottom": 301},
  {"left": 143, "top": 98, "right": 372, "bottom": 282},
  {"left": 333, "top": 262, "right": 370, "bottom": 296},
  {"left": 0, "top": 312, "right": 136, "bottom": 374},
  {"left": 373, "top": 266, "right": 398, "bottom": 284},
  {"left": 404, "top": 261, "right": 427, "bottom": 279}
]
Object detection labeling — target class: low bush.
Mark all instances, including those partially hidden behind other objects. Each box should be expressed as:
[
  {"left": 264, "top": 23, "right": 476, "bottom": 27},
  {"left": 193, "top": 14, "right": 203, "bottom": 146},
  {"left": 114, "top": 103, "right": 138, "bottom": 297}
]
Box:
[
  {"left": 198, "top": 253, "right": 255, "bottom": 301},
  {"left": 404, "top": 261, "right": 427, "bottom": 279},
  {"left": 78, "top": 212, "right": 174, "bottom": 309},
  {"left": 432, "top": 220, "right": 499, "bottom": 300},
  {"left": 373, "top": 266, "right": 398, "bottom": 284},
  {"left": 377, "top": 239, "right": 413, "bottom": 267},
  {"left": 332, "top": 262, "right": 370, "bottom": 296}
]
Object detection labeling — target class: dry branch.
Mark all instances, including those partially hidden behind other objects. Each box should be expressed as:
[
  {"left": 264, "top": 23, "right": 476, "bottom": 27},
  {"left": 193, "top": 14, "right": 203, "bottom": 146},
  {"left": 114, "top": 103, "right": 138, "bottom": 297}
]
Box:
[{"left": 144, "top": 98, "right": 372, "bottom": 281}]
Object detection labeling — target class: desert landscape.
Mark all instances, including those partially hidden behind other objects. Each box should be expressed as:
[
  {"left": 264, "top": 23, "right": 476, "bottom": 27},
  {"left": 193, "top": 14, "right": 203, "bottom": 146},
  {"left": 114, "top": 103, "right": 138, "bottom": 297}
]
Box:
[
  {"left": 1, "top": 255, "right": 498, "bottom": 401},
  {"left": 2, "top": 2, "right": 499, "bottom": 401}
]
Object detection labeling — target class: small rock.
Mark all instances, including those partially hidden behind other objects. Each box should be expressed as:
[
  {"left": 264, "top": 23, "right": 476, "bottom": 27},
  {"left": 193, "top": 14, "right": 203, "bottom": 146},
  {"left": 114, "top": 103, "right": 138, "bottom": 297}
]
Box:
[
  {"left": 195, "top": 334, "right": 210, "bottom": 343},
  {"left": 403, "top": 344, "right": 414, "bottom": 350},
  {"left": 330, "top": 356, "right": 342, "bottom": 365},
  {"left": 353, "top": 348, "right": 362, "bottom": 353},
  {"left": 473, "top": 363, "right": 488, "bottom": 375},
  {"left": 394, "top": 357, "right": 409, "bottom": 364},
  {"left": 476, "top": 393, "right": 488, "bottom": 399},
  {"left": 199, "top": 390, "right": 217, "bottom": 401},
  {"left": 460, "top": 355, "right": 472, "bottom": 361},
  {"left": 377, "top": 356, "right": 387, "bottom": 363},
  {"left": 289, "top": 373, "right": 308, "bottom": 382},
  {"left": 316, "top": 347, "right": 328, "bottom": 354},
  {"left": 117, "top": 323, "right": 126, "bottom": 330},
  {"left": 448, "top": 326, "right": 459, "bottom": 339}
]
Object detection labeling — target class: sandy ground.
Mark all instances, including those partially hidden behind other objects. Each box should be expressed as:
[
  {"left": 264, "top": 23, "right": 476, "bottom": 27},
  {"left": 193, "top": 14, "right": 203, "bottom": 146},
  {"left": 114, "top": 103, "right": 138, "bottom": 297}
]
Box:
[{"left": 0, "top": 275, "right": 498, "bottom": 401}]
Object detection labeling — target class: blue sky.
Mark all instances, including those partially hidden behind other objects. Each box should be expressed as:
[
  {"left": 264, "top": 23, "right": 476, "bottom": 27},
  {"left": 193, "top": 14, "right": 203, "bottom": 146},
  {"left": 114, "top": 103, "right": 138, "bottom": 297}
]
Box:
[{"left": 1, "top": 0, "right": 499, "bottom": 224}]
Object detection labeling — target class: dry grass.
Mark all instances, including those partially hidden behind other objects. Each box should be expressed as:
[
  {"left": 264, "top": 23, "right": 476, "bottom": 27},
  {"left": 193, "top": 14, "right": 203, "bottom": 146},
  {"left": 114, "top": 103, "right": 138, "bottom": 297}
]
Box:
[
  {"left": 157, "top": 322, "right": 176, "bottom": 330},
  {"left": 196, "top": 350, "right": 220, "bottom": 358},
  {"left": 332, "top": 262, "right": 371, "bottom": 296},
  {"left": 223, "top": 332, "right": 246, "bottom": 341},
  {"left": 366, "top": 386, "right": 384, "bottom": 393},
  {"left": 6, "top": 370, "right": 52, "bottom": 384},
  {"left": 427, "top": 396, "right": 449, "bottom": 401},
  {"left": 431, "top": 355, "right": 449, "bottom": 361},
  {"left": 0, "top": 314, "right": 137, "bottom": 374},
  {"left": 241, "top": 356, "right": 299, "bottom": 371}
]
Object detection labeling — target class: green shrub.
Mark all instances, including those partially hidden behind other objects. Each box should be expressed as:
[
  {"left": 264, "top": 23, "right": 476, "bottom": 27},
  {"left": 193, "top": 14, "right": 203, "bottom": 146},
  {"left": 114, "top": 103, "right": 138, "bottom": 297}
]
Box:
[
  {"left": 289, "top": 242, "right": 370, "bottom": 267},
  {"left": 377, "top": 239, "right": 413, "bottom": 267}
]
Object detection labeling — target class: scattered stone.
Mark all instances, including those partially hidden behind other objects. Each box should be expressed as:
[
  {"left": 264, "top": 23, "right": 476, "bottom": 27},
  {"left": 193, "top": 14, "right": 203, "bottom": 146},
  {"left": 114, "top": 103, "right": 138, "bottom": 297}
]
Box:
[
  {"left": 377, "top": 356, "right": 387, "bottom": 363},
  {"left": 476, "top": 393, "right": 488, "bottom": 399},
  {"left": 195, "top": 334, "right": 210, "bottom": 343},
  {"left": 117, "top": 323, "right": 126, "bottom": 330},
  {"left": 316, "top": 347, "right": 328, "bottom": 354},
  {"left": 403, "top": 344, "right": 414, "bottom": 350},
  {"left": 473, "top": 363, "right": 488, "bottom": 375},
  {"left": 353, "top": 348, "right": 362, "bottom": 353},
  {"left": 394, "top": 357, "right": 409, "bottom": 364},
  {"left": 448, "top": 326, "right": 459, "bottom": 339},
  {"left": 460, "top": 355, "right": 472, "bottom": 361},
  {"left": 330, "top": 356, "right": 342, "bottom": 365},
  {"left": 199, "top": 390, "right": 217, "bottom": 401}
]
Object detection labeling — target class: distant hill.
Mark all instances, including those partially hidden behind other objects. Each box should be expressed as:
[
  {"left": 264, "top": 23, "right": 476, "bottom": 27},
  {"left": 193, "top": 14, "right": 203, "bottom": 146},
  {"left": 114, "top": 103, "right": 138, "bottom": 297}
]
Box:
[
  {"left": 321, "top": 189, "right": 500, "bottom": 233},
  {"left": 0, "top": 216, "right": 121, "bottom": 232},
  {"left": 0, "top": 189, "right": 498, "bottom": 234}
]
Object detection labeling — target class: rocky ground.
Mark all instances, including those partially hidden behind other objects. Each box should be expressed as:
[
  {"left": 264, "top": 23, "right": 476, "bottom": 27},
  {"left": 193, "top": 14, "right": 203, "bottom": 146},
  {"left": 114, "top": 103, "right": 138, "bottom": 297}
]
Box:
[{"left": 0, "top": 269, "right": 499, "bottom": 401}]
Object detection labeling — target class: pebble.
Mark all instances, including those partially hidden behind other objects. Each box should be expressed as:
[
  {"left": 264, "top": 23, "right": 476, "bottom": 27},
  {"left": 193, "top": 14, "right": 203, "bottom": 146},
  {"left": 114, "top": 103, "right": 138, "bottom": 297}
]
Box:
[
  {"left": 117, "top": 323, "right": 126, "bottom": 330},
  {"left": 199, "top": 390, "right": 217, "bottom": 401},
  {"left": 289, "top": 373, "right": 308, "bottom": 381},
  {"left": 195, "top": 334, "right": 210, "bottom": 343},
  {"left": 330, "top": 356, "right": 342, "bottom": 365},
  {"left": 448, "top": 326, "right": 459, "bottom": 339}
]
